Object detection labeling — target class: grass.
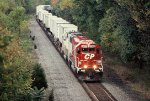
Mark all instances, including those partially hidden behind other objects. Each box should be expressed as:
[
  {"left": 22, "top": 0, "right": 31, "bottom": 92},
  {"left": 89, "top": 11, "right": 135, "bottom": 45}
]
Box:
[{"left": 104, "top": 55, "right": 150, "bottom": 99}]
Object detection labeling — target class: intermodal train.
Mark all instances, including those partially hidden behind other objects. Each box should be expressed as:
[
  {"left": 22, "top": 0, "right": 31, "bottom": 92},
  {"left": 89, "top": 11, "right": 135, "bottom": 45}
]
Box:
[{"left": 36, "top": 5, "right": 103, "bottom": 81}]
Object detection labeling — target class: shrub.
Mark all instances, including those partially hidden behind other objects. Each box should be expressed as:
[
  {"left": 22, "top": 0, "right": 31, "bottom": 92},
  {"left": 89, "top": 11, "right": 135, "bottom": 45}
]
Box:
[{"left": 32, "top": 63, "right": 48, "bottom": 89}]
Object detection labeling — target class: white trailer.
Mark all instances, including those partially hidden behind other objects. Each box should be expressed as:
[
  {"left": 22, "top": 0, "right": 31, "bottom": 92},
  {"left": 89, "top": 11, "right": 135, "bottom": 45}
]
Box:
[
  {"left": 51, "top": 18, "right": 63, "bottom": 35},
  {"left": 49, "top": 16, "right": 58, "bottom": 32},
  {"left": 43, "top": 11, "right": 50, "bottom": 25},
  {"left": 38, "top": 10, "right": 43, "bottom": 21},
  {"left": 54, "top": 20, "right": 70, "bottom": 40},
  {"left": 57, "top": 24, "right": 78, "bottom": 56},
  {"left": 36, "top": 5, "right": 50, "bottom": 16},
  {"left": 36, "top": 5, "right": 44, "bottom": 16},
  {"left": 52, "top": 19, "right": 70, "bottom": 40},
  {"left": 39, "top": 10, "right": 48, "bottom": 22},
  {"left": 44, "top": 13, "right": 52, "bottom": 28},
  {"left": 58, "top": 24, "right": 78, "bottom": 43}
]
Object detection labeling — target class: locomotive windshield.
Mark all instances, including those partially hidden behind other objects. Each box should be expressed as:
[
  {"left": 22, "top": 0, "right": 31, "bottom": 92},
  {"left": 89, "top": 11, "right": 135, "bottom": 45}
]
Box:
[
  {"left": 89, "top": 48, "right": 95, "bottom": 53},
  {"left": 82, "top": 48, "right": 88, "bottom": 53},
  {"left": 81, "top": 44, "right": 96, "bottom": 53},
  {"left": 81, "top": 48, "right": 95, "bottom": 53}
]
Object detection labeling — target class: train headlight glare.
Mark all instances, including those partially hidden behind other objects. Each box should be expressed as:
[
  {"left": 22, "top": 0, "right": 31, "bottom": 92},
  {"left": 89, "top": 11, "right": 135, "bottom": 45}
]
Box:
[
  {"left": 84, "top": 65, "right": 87, "bottom": 69},
  {"left": 93, "top": 65, "right": 97, "bottom": 69}
]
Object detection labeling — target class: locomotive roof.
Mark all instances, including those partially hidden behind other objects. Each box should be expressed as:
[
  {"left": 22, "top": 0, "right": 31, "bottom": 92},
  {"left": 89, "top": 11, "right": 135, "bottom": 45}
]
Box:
[{"left": 73, "top": 36, "right": 95, "bottom": 44}]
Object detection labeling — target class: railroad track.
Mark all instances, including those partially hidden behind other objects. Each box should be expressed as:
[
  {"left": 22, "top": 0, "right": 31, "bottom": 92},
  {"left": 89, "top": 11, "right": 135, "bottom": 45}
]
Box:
[
  {"left": 81, "top": 82, "right": 117, "bottom": 101},
  {"left": 36, "top": 18, "right": 117, "bottom": 101}
]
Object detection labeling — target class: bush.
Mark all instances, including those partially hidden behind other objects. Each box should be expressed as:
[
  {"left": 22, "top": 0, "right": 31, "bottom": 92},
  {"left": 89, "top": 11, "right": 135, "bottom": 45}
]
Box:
[{"left": 32, "top": 63, "right": 48, "bottom": 89}]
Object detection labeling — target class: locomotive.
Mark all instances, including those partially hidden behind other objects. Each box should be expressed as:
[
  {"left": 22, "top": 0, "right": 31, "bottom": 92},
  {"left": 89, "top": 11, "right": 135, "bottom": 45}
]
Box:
[{"left": 36, "top": 5, "right": 103, "bottom": 81}]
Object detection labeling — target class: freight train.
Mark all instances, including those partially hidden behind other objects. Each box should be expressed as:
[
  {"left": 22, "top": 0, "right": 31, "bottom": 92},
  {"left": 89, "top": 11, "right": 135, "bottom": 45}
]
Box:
[{"left": 36, "top": 5, "right": 103, "bottom": 81}]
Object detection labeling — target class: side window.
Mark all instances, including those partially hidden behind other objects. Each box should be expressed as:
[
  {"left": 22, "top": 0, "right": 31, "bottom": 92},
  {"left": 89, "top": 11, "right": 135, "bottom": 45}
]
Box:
[
  {"left": 82, "top": 48, "right": 88, "bottom": 53},
  {"left": 76, "top": 48, "right": 80, "bottom": 54},
  {"left": 89, "top": 48, "right": 95, "bottom": 53}
]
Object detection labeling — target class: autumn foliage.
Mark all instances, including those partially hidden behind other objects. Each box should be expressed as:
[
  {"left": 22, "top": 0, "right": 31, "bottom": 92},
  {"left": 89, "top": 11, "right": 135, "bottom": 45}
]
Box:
[{"left": 51, "top": 0, "right": 59, "bottom": 7}]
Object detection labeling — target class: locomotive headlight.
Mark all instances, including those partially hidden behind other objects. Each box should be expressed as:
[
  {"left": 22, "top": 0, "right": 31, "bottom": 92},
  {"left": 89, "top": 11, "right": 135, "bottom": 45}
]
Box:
[
  {"left": 93, "top": 65, "right": 97, "bottom": 69},
  {"left": 84, "top": 65, "right": 87, "bottom": 69}
]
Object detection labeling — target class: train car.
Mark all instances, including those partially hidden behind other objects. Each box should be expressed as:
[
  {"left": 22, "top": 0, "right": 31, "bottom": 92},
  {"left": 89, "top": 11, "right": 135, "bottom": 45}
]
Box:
[
  {"left": 45, "top": 13, "right": 52, "bottom": 29},
  {"left": 50, "top": 17, "right": 63, "bottom": 36},
  {"left": 38, "top": 10, "right": 48, "bottom": 22},
  {"left": 49, "top": 16, "right": 58, "bottom": 32},
  {"left": 36, "top": 5, "right": 44, "bottom": 16},
  {"left": 58, "top": 24, "right": 78, "bottom": 52},
  {"left": 36, "top": 5, "right": 51, "bottom": 19},
  {"left": 43, "top": 11, "right": 50, "bottom": 26},
  {"left": 36, "top": 5, "right": 103, "bottom": 81},
  {"left": 53, "top": 19, "right": 70, "bottom": 43},
  {"left": 36, "top": 5, "right": 52, "bottom": 15}
]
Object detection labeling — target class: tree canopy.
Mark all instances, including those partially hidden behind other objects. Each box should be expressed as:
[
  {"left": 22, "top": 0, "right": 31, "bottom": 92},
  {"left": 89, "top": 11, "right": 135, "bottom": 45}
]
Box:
[
  {"left": 53, "top": 0, "right": 150, "bottom": 66},
  {"left": 0, "top": 0, "right": 48, "bottom": 100}
]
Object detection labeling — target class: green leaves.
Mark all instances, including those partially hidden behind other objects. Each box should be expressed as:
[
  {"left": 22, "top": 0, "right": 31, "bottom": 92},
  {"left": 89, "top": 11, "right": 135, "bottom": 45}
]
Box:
[
  {"left": 0, "top": 35, "right": 13, "bottom": 48},
  {"left": 29, "top": 87, "right": 45, "bottom": 101},
  {"left": 7, "top": 6, "right": 27, "bottom": 33},
  {"left": 32, "top": 64, "right": 48, "bottom": 90},
  {"left": 0, "top": 1, "right": 37, "bottom": 100},
  {"left": 53, "top": 0, "right": 150, "bottom": 64},
  {"left": 98, "top": 3, "right": 138, "bottom": 62}
]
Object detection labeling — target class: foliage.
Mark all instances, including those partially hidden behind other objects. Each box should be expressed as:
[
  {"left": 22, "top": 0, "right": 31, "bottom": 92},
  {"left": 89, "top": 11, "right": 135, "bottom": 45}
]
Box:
[
  {"left": 0, "top": 36, "right": 33, "bottom": 101},
  {"left": 29, "top": 87, "right": 45, "bottom": 101},
  {"left": 32, "top": 64, "right": 48, "bottom": 90},
  {"left": 0, "top": 0, "right": 43, "bottom": 100},
  {"left": 54, "top": 0, "right": 150, "bottom": 65},
  {"left": 99, "top": 5, "right": 138, "bottom": 62},
  {"left": 59, "top": 0, "right": 74, "bottom": 10},
  {"left": 6, "top": 6, "right": 27, "bottom": 34},
  {"left": 54, "top": 0, "right": 104, "bottom": 38},
  {"left": 15, "top": 87, "right": 45, "bottom": 101}
]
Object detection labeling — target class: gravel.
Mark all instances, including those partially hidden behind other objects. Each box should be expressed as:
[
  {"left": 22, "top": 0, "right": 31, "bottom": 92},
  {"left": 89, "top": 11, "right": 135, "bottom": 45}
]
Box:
[
  {"left": 102, "top": 66, "right": 148, "bottom": 101},
  {"left": 29, "top": 18, "right": 91, "bottom": 101}
]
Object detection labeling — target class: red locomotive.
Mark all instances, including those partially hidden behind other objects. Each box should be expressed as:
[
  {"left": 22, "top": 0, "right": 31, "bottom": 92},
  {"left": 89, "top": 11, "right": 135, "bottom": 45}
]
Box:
[{"left": 63, "top": 32, "right": 103, "bottom": 81}]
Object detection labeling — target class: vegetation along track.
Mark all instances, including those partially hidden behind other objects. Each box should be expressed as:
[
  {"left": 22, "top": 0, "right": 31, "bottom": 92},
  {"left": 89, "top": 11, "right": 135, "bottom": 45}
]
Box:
[{"left": 36, "top": 17, "right": 117, "bottom": 101}]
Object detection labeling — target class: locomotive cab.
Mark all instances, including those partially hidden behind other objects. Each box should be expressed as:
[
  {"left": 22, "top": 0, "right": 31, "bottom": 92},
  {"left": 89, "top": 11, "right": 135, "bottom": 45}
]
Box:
[{"left": 72, "top": 36, "right": 103, "bottom": 81}]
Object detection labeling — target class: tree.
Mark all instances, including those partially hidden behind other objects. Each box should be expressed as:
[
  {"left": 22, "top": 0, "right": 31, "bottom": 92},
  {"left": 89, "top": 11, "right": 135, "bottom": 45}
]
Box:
[
  {"left": 114, "top": 0, "right": 150, "bottom": 65},
  {"left": 53, "top": 0, "right": 150, "bottom": 65},
  {"left": 99, "top": 1, "right": 138, "bottom": 62},
  {"left": 6, "top": 6, "right": 27, "bottom": 34},
  {"left": 0, "top": 1, "right": 35, "bottom": 100}
]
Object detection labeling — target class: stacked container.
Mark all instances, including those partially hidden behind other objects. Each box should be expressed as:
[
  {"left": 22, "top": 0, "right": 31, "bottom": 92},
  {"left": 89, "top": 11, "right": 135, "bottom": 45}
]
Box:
[
  {"left": 58, "top": 24, "right": 78, "bottom": 43},
  {"left": 52, "top": 19, "right": 70, "bottom": 39},
  {"left": 45, "top": 13, "right": 52, "bottom": 28}
]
